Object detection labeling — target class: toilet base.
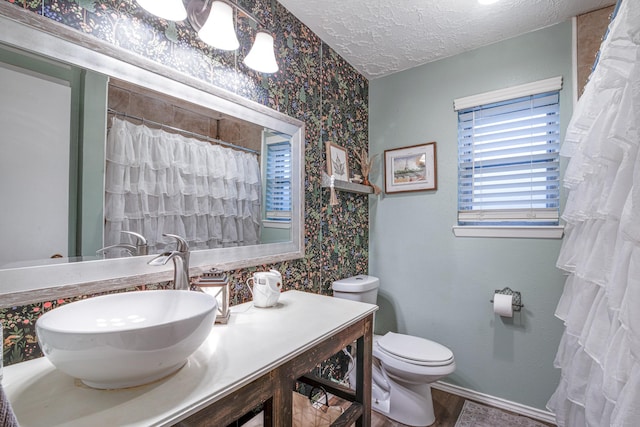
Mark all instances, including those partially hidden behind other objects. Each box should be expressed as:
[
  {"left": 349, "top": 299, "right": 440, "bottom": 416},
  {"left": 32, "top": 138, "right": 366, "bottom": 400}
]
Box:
[
  {"left": 351, "top": 360, "right": 437, "bottom": 427},
  {"left": 371, "top": 380, "right": 391, "bottom": 414},
  {"left": 373, "top": 379, "right": 435, "bottom": 427}
]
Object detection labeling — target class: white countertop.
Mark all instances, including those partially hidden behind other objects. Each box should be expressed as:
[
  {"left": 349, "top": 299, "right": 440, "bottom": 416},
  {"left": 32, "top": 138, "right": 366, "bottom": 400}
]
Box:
[{"left": 2, "top": 290, "right": 377, "bottom": 426}]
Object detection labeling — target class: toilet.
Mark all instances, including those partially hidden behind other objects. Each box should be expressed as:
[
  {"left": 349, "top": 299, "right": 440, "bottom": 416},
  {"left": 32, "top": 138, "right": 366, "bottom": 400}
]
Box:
[{"left": 332, "top": 275, "right": 455, "bottom": 427}]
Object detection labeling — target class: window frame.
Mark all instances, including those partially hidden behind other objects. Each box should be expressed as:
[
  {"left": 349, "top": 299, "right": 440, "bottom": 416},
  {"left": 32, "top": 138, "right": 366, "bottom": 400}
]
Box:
[
  {"left": 452, "top": 77, "right": 565, "bottom": 239},
  {"left": 262, "top": 131, "right": 292, "bottom": 229}
]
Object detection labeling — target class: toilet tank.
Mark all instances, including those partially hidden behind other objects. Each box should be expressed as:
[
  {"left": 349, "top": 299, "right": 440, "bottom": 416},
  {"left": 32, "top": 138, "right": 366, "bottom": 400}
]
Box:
[{"left": 332, "top": 275, "right": 379, "bottom": 304}]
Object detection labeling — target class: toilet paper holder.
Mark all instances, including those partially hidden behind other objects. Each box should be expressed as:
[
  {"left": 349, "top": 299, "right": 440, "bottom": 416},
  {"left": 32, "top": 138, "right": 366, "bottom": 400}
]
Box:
[{"left": 490, "top": 287, "right": 524, "bottom": 312}]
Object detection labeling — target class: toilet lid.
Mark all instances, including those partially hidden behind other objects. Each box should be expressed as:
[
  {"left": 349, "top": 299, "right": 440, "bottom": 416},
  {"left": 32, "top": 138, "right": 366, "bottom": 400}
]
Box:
[{"left": 377, "top": 332, "right": 454, "bottom": 366}]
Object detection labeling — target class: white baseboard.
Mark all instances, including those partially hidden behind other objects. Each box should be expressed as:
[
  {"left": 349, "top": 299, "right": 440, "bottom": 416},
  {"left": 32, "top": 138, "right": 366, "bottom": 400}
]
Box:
[{"left": 432, "top": 381, "right": 557, "bottom": 425}]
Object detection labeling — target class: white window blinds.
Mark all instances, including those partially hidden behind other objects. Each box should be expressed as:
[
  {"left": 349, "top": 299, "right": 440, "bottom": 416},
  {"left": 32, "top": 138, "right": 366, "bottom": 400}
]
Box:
[
  {"left": 455, "top": 78, "right": 562, "bottom": 226},
  {"left": 265, "top": 140, "right": 292, "bottom": 221}
]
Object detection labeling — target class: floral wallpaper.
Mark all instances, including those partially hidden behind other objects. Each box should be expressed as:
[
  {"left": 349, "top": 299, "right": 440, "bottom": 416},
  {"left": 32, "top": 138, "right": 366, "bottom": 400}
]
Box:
[{"left": 1, "top": 0, "right": 369, "bottom": 382}]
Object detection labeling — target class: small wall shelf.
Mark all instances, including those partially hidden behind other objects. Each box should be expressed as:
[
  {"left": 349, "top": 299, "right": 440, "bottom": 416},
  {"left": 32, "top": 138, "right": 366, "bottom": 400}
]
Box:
[{"left": 321, "top": 171, "right": 373, "bottom": 194}]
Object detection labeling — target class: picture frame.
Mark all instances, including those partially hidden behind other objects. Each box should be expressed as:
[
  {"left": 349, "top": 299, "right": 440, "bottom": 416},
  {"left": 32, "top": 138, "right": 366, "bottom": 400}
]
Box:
[
  {"left": 384, "top": 142, "right": 437, "bottom": 193},
  {"left": 325, "top": 141, "right": 350, "bottom": 181}
]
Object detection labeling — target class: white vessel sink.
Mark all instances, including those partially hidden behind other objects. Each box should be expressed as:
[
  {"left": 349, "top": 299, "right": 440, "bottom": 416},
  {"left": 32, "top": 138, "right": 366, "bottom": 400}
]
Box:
[{"left": 36, "top": 290, "right": 217, "bottom": 389}]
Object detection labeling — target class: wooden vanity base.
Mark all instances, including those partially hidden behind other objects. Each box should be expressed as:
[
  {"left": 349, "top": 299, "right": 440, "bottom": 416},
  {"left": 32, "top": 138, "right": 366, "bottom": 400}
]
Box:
[{"left": 179, "top": 314, "right": 373, "bottom": 427}]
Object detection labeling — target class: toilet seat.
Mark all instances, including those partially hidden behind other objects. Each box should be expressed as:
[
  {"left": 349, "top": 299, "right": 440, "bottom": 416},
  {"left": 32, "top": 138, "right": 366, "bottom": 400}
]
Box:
[{"left": 376, "top": 332, "right": 454, "bottom": 367}]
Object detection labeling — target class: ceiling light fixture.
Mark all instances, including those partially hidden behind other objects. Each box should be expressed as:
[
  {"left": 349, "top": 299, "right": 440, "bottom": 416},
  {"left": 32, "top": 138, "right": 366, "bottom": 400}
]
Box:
[{"left": 135, "top": 0, "right": 278, "bottom": 74}]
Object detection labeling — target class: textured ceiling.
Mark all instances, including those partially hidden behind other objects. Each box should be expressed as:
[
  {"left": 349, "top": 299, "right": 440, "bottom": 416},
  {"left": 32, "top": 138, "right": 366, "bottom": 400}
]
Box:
[{"left": 277, "top": 0, "right": 616, "bottom": 80}]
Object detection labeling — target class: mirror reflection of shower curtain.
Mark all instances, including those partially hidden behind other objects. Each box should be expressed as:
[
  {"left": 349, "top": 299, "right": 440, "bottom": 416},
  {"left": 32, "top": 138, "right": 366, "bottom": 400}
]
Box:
[
  {"left": 547, "top": 1, "right": 640, "bottom": 426},
  {"left": 104, "top": 117, "right": 261, "bottom": 255}
]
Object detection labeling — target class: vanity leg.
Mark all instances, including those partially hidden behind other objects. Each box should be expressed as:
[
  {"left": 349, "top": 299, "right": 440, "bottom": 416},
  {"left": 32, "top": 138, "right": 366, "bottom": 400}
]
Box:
[
  {"left": 355, "top": 314, "right": 373, "bottom": 427},
  {"left": 270, "top": 366, "right": 294, "bottom": 426},
  {"left": 263, "top": 398, "right": 273, "bottom": 427}
]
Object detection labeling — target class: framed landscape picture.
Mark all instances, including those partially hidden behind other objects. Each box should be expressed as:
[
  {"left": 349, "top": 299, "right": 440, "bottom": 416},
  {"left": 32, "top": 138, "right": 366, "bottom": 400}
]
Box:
[
  {"left": 384, "top": 142, "right": 437, "bottom": 193},
  {"left": 325, "top": 141, "right": 350, "bottom": 181}
]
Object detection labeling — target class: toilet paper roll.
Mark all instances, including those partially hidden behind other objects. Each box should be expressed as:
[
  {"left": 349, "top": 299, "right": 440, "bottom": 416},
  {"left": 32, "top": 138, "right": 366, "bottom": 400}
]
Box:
[{"left": 493, "top": 293, "right": 513, "bottom": 317}]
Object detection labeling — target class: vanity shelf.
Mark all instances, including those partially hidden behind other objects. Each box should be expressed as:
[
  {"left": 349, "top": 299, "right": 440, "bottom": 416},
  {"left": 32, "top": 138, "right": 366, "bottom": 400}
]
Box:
[{"left": 321, "top": 171, "right": 374, "bottom": 194}]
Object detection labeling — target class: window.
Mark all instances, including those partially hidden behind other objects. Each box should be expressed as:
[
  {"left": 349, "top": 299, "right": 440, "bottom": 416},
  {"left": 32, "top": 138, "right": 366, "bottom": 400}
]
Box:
[
  {"left": 263, "top": 134, "right": 292, "bottom": 223},
  {"left": 454, "top": 77, "right": 562, "bottom": 232}
]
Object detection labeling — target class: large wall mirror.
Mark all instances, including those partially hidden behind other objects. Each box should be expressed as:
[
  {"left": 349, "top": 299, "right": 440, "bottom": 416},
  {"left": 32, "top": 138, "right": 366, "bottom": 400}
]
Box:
[{"left": 0, "top": 4, "right": 304, "bottom": 307}]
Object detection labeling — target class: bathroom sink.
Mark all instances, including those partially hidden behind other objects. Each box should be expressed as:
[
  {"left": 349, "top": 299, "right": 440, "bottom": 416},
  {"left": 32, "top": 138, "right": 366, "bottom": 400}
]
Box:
[{"left": 35, "top": 290, "right": 217, "bottom": 389}]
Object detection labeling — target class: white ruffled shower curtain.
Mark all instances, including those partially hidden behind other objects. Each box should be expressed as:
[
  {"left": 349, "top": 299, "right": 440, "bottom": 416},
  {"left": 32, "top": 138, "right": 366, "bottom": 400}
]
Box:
[
  {"left": 547, "top": 1, "right": 640, "bottom": 426},
  {"left": 105, "top": 117, "right": 262, "bottom": 254}
]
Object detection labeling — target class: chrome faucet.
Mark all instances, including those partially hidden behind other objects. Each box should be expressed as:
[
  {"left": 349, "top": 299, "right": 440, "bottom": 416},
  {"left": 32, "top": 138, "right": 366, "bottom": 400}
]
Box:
[
  {"left": 97, "top": 231, "right": 148, "bottom": 257},
  {"left": 148, "top": 234, "right": 191, "bottom": 290}
]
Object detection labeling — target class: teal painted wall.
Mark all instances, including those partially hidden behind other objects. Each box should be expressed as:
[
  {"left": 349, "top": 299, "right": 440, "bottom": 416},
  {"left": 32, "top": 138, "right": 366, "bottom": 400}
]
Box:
[
  {"left": 369, "top": 22, "right": 573, "bottom": 410},
  {"left": 78, "top": 70, "right": 108, "bottom": 256}
]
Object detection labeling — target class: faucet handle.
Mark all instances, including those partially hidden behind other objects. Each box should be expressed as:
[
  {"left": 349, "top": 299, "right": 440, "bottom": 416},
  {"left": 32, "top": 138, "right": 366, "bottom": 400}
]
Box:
[
  {"left": 163, "top": 233, "right": 189, "bottom": 252},
  {"left": 121, "top": 231, "right": 147, "bottom": 245},
  {"left": 121, "top": 231, "right": 148, "bottom": 256}
]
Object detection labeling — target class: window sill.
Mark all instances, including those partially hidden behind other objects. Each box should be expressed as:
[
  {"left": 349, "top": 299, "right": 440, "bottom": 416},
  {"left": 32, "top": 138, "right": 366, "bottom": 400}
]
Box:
[
  {"left": 452, "top": 225, "right": 564, "bottom": 239},
  {"left": 262, "top": 220, "right": 291, "bottom": 229}
]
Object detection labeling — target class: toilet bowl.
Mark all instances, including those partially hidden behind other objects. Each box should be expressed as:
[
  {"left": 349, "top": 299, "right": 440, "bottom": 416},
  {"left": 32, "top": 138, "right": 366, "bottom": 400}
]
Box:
[{"left": 333, "top": 275, "right": 455, "bottom": 427}]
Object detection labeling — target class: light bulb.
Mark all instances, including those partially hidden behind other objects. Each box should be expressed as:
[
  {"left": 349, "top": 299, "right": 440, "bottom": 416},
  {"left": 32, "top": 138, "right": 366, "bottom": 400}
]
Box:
[
  {"left": 243, "top": 32, "right": 279, "bottom": 74},
  {"left": 198, "top": 1, "right": 240, "bottom": 51},
  {"left": 135, "top": 0, "right": 187, "bottom": 21}
]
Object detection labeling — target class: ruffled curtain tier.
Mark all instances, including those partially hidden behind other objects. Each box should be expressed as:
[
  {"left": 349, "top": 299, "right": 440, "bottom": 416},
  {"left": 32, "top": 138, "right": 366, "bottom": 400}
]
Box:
[{"left": 105, "top": 118, "right": 262, "bottom": 254}]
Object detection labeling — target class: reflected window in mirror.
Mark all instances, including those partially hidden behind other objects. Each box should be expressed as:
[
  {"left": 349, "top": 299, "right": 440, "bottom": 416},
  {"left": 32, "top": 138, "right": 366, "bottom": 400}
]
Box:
[{"left": 261, "top": 131, "right": 292, "bottom": 244}]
